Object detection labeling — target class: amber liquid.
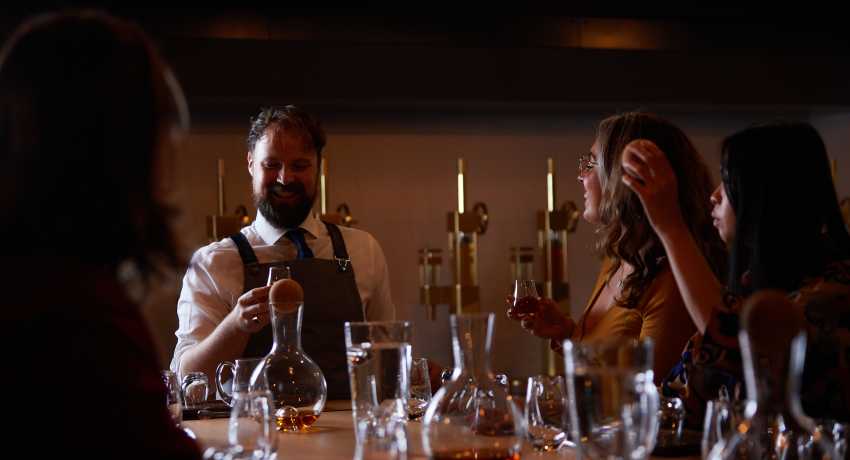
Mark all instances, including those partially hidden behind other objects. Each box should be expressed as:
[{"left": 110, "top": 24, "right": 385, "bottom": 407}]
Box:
[
  {"left": 275, "top": 410, "right": 320, "bottom": 432},
  {"left": 431, "top": 449, "right": 520, "bottom": 460},
  {"left": 407, "top": 397, "right": 429, "bottom": 421},
  {"left": 507, "top": 295, "right": 538, "bottom": 320}
]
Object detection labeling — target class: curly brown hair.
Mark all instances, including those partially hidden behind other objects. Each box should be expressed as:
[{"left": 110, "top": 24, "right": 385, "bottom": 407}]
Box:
[{"left": 594, "top": 112, "right": 727, "bottom": 309}]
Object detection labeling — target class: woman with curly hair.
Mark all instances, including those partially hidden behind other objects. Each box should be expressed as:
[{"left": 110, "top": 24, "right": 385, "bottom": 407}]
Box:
[{"left": 509, "top": 112, "right": 727, "bottom": 382}]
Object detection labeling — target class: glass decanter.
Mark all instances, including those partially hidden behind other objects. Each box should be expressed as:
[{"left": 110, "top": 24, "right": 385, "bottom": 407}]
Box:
[
  {"left": 422, "top": 312, "right": 525, "bottom": 460},
  {"left": 705, "top": 291, "right": 839, "bottom": 460},
  {"left": 249, "top": 280, "right": 326, "bottom": 432}
]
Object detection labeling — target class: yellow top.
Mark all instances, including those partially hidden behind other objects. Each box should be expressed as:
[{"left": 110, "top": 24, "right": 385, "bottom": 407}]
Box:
[{"left": 574, "top": 258, "right": 695, "bottom": 382}]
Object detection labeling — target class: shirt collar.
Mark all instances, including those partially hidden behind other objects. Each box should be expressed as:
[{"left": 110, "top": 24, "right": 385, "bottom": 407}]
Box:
[{"left": 254, "top": 211, "right": 323, "bottom": 246}]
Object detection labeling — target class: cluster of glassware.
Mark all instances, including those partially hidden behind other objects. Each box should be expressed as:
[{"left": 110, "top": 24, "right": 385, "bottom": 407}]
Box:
[
  {"left": 338, "top": 284, "right": 658, "bottom": 460},
  {"left": 162, "top": 363, "right": 277, "bottom": 460},
  {"left": 567, "top": 286, "right": 849, "bottom": 460},
  {"left": 161, "top": 369, "right": 211, "bottom": 420},
  {"left": 168, "top": 273, "right": 850, "bottom": 460},
  {"left": 505, "top": 278, "right": 850, "bottom": 460},
  {"left": 699, "top": 293, "right": 850, "bottom": 460}
]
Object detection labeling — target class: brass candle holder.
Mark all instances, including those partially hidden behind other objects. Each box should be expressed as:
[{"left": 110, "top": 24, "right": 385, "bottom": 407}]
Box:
[
  {"left": 538, "top": 159, "right": 580, "bottom": 304},
  {"left": 509, "top": 157, "right": 579, "bottom": 374},
  {"left": 419, "top": 158, "right": 489, "bottom": 320},
  {"left": 317, "top": 157, "right": 357, "bottom": 227}
]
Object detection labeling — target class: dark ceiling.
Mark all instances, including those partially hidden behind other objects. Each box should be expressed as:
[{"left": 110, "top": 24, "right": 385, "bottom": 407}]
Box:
[{"left": 3, "top": 8, "right": 849, "bottom": 119}]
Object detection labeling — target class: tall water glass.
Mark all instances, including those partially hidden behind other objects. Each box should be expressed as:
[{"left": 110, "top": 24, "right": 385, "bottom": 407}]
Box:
[
  {"left": 563, "top": 338, "right": 659, "bottom": 460},
  {"left": 345, "top": 321, "right": 412, "bottom": 437}
]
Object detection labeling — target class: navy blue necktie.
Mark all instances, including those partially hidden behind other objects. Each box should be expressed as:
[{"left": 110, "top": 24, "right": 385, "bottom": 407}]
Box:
[{"left": 286, "top": 229, "right": 314, "bottom": 259}]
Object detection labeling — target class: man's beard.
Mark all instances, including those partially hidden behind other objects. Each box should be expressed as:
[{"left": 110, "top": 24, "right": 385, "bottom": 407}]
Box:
[{"left": 256, "top": 181, "right": 316, "bottom": 229}]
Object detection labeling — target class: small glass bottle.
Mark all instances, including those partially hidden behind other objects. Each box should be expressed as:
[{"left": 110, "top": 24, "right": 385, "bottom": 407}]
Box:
[
  {"left": 418, "top": 248, "right": 442, "bottom": 288},
  {"left": 250, "top": 276, "right": 327, "bottom": 432},
  {"left": 423, "top": 312, "right": 525, "bottom": 460}
]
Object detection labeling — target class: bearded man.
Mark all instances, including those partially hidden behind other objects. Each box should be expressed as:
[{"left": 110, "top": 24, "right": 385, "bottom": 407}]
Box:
[{"left": 171, "top": 106, "right": 395, "bottom": 399}]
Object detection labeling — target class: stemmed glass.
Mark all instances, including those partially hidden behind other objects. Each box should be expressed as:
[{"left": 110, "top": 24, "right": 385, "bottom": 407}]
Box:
[
  {"left": 507, "top": 279, "right": 539, "bottom": 320},
  {"left": 408, "top": 358, "right": 432, "bottom": 421},
  {"left": 267, "top": 266, "right": 291, "bottom": 286}
]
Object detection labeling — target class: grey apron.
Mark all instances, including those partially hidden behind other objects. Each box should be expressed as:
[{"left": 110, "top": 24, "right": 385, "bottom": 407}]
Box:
[{"left": 230, "top": 222, "right": 364, "bottom": 399}]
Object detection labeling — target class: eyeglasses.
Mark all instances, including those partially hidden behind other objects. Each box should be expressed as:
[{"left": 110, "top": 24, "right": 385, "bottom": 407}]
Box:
[{"left": 578, "top": 152, "right": 598, "bottom": 176}]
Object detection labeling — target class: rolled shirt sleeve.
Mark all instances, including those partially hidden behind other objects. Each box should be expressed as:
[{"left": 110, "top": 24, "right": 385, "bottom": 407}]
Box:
[{"left": 170, "top": 242, "right": 243, "bottom": 373}]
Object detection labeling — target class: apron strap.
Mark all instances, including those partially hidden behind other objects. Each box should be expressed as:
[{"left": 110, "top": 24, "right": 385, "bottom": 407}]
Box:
[
  {"left": 323, "top": 222, "right": 352, "bottom": 273},
  {"left": 230, "top": 232, "right": 259, "bottom": 265}
]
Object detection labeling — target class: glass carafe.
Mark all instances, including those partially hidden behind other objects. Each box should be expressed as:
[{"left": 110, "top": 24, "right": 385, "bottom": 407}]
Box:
[
  {"left": 705, "top": 291, "right": 838, "bottom": 460},
  {"left": 249, "top": 299, "right": 326, "bottom": 432},
  {"left": 422, "top": 312, "right": 525, "bottom": 460}
]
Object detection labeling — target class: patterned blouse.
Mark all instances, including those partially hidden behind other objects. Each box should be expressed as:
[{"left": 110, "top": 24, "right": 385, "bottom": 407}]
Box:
[{"left": 662, "top": 259, "right": 850, "bottom": 426}]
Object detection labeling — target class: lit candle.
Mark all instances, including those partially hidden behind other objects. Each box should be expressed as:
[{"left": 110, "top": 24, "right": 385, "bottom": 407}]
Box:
[
  {"left": 320, "top": 157, "right": 328, "bottom": 215},
  {"left": 457, "top": 158, "right": 466, "bottom": 214},
  {"left": 546, "top": 157, "right": 555, "bottom": 212}
]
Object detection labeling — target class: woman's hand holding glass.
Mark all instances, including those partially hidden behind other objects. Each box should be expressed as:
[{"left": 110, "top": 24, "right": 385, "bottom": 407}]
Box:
[
  {"left": 506, "top": 280, "right": 539, "bottom": 321},
  {"left": 506, "top": 280, "right": 574, "bottom": 348}
]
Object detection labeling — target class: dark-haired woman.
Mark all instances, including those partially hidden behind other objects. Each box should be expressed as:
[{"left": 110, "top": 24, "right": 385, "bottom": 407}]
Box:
[
  {"left": 623, "top": 121, "right": 850, "bottom": 422},
  {"left": 1, "top": 11, "right": 199, "bottom": 457}
]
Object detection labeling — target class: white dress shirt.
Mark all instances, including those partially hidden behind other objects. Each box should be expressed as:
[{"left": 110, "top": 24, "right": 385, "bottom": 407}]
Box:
[{"left": 170, "top": 212, "right": 395, "bottom": 372}]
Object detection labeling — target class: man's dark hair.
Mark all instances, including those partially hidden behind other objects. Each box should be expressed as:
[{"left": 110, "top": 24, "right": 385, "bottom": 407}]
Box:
[{"left": 247, "top": 105, "right": 326, "bottom": 162}]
